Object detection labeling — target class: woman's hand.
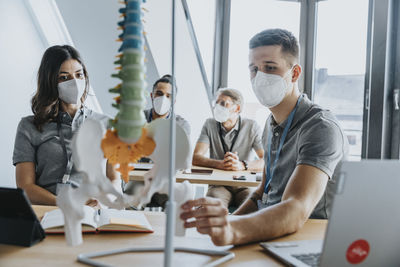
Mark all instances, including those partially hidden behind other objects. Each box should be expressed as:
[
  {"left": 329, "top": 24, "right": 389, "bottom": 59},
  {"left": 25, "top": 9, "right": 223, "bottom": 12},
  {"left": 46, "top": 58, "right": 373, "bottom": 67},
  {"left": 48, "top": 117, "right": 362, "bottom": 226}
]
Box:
[
  {"left": 180, "top": 197, "right": 235, "bottom": 246},
  {"left": 85, "top": 198, "right": 100, "bottom": 208}
]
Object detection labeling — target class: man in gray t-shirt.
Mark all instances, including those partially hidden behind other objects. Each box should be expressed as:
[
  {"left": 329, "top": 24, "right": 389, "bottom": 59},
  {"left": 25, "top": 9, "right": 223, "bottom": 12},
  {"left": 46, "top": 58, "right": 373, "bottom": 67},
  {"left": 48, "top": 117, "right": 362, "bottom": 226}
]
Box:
[
  {"left": 193, "top": 88, "right": 264, "bottom": 208},
  {"left": 180, "top": 29, "right": 348, "bottom": 246}
]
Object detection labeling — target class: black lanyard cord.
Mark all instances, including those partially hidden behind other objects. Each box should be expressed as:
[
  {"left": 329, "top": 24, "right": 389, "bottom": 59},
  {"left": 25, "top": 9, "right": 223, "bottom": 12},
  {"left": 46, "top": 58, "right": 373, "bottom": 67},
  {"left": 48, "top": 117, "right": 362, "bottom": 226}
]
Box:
[
  {"left": 218, "top": 116, "right": 241, "bottom": 154},
  {"left": 57, "top": 114, "right": 73, "bottom": 183}
]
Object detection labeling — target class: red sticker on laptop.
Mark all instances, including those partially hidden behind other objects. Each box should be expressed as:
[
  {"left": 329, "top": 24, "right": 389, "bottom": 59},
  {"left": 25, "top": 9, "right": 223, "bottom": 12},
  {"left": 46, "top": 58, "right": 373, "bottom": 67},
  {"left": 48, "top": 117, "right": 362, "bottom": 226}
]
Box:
[{"left": 346, "top": 239, "right": 370, "bottom": 264}]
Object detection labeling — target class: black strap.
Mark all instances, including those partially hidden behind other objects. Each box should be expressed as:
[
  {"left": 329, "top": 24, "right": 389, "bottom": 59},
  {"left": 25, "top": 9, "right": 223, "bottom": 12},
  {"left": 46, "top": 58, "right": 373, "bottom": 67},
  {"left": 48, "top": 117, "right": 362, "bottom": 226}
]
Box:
[
  {"left": 57, "top": 114, "right": 73, "bottom": 183},
  {"left": 218, "top": 116, "right": 241, "bottom": 154}
]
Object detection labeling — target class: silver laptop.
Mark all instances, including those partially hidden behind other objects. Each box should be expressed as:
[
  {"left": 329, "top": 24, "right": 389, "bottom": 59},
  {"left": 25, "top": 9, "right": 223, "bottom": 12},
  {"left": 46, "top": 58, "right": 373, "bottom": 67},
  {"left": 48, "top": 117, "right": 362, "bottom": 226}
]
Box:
[{"left": 260, "top": 160, "right": 400, "bottom": 266}]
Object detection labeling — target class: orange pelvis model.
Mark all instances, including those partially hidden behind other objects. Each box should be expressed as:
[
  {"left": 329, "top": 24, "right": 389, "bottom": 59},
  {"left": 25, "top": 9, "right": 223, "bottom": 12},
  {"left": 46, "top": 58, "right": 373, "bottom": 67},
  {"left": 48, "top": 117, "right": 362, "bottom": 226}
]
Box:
[{"left": 101, "top": 127, "right": 156, "bottom": 182}]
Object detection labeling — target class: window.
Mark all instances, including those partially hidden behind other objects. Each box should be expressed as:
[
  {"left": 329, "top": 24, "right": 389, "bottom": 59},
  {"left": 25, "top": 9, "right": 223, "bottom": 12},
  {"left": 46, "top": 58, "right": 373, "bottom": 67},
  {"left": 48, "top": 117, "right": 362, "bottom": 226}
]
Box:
[
  {"left": 228, "top": 0, "right": 300, "bottom": 130},
  {"left": 313, "top": 0, "right": 369, "bottom": 160}
]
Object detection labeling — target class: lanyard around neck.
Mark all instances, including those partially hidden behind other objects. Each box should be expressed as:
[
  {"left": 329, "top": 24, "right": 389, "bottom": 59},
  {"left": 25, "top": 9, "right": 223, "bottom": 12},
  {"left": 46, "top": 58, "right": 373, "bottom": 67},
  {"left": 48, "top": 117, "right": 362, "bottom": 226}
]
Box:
[
  {"left": 218, "top": 116, "right": 241, "bottom": 154},
  {"left": 56, "top": 108, "right": 86, "bottom": 183},
  {"left": 264, "top": 96, "right": 303, "bottom": 194},
  {"left": 57, "top": 114, "right": 73, "bottom": 183}
]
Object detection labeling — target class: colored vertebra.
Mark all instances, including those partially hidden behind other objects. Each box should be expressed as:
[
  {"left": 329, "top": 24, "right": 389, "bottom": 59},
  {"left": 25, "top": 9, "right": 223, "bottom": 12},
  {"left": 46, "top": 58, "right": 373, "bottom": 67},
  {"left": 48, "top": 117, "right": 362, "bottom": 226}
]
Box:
[{"left": 101, "top": 0, "right": 155, "bottom": 182}]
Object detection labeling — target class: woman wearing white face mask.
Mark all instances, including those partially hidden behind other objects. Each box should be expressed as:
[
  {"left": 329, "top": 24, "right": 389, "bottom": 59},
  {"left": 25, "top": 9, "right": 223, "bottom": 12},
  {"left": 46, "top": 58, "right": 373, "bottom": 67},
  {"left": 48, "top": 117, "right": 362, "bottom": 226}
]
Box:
[
  {"left": 193, "top": 88, "right": 264, "bottom": 208},
  {"left": 13, "top": 45, "right": 118, "bottom": 206}
]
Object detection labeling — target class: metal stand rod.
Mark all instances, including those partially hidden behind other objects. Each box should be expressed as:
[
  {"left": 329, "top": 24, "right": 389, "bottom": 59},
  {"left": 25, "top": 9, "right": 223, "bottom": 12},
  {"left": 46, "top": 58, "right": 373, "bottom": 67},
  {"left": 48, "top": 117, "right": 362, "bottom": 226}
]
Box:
[{"left": 164, "top": 0, "right": 177, "bottom": 266}]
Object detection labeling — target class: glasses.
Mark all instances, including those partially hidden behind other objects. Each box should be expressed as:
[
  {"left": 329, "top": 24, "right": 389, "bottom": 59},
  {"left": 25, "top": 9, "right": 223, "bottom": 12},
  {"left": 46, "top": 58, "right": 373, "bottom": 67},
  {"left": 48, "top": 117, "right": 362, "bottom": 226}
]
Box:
[{"left": 216, "top": 99, "right": 236, "bottom": 108}]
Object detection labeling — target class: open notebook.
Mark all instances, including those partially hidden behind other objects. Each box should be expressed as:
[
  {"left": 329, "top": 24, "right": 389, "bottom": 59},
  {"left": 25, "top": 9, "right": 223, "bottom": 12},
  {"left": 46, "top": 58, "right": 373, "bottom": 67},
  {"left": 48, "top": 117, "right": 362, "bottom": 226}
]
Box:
[{"left": 41, "top": 206, "right": 153, "bottom": 234}]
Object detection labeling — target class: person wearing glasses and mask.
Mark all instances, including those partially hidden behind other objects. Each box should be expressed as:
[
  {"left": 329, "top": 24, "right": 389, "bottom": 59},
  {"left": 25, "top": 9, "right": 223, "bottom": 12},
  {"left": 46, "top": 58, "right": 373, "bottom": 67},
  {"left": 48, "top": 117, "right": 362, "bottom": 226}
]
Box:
[
  {"left": 13, "top": 45, "right": 119, "bottom": 206},
  {"left": 181, "top": 29, "right": 348, "bottom": 246},
  {"left": 192, "top": 88, "right": 264, "bottom": 209}
]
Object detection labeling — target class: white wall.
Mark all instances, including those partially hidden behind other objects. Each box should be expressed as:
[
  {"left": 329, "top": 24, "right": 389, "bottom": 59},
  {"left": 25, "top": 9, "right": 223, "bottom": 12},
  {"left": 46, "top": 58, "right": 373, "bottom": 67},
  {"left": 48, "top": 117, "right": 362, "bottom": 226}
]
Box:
[{"left": 0, "top": 0, "right": 46, "bottom": 187}]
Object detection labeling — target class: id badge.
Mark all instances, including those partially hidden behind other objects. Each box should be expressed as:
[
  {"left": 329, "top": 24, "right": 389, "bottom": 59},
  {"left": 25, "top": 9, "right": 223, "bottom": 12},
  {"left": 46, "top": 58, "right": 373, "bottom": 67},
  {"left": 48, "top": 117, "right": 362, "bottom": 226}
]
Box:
[{"left": 62, "top": 174, "right": 70, "bottom": 184}]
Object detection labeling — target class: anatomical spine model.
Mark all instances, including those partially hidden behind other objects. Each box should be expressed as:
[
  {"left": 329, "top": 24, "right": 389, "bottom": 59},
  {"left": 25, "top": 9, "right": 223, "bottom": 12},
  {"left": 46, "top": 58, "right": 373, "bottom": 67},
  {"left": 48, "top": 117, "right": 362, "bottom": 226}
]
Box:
[{"left": 56, "top": 0, "right": 193, "bottom": 246}]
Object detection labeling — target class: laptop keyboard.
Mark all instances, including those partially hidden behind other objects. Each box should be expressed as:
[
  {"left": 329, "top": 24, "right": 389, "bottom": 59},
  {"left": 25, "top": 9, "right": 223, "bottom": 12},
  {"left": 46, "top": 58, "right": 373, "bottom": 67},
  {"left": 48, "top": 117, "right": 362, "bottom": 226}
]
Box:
[{"left": 292, "top": 252, "right": 321, "bottom": 267}]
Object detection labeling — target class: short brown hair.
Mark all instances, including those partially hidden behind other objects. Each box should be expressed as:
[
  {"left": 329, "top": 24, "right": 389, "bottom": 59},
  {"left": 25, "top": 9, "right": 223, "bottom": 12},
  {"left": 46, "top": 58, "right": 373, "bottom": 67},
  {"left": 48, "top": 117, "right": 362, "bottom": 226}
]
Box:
[
  {"left": 152, "top": 74, "right": 177, "bottom": 94},
  {"left": 249, "top": 28, "right": 299, "bottom": 66}
]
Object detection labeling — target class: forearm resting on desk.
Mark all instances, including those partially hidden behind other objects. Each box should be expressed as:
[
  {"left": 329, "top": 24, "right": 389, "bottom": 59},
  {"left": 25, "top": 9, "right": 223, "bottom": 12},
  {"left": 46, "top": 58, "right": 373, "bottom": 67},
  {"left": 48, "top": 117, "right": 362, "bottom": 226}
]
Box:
[
  {"left": 230, "top": 199, "right": 308, "bottom": 245},
  {"left": 21, "top": 184, "right": 57, "bottom": 206},
  {"left": 232, "top": 165, "right": 328, "bottom": 244},
  {"left": 16, "top": 162, "right": 57, "bottom": 205},
  {"left": 192, "top": 142, "right": 225, "bottom": 169},
  {"left": 192, "top": 154, "right": 224, "bottom": 169},
  {"left": 180, "top": 197, "right": 308, "bottom": 246}
]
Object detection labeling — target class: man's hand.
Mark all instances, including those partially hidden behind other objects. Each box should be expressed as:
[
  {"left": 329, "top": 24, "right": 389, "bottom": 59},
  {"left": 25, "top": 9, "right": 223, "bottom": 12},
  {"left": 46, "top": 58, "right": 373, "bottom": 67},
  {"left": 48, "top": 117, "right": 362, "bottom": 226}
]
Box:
[
  {"left": 180, "top": 197, "right": 234, "bottom": 246},
  {"left": 223, "top": 152, "right": 245, "bottom": 171}
]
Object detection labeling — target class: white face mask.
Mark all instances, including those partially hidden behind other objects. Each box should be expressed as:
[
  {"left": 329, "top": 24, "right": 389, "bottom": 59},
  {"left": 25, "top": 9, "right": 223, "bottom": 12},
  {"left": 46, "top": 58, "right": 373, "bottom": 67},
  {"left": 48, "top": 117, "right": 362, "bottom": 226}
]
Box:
[
  {"left": 58, "top": 79, "right": 86, "bottom": 104},
  {"left": 213, "top": 103, "right": 233, "bottom": 123},
  {"left": 153, "top": 95, "right": 171, "bottom": 115},
  {"left": 251, "top": 68, "right": 293, "bottom": 108}
]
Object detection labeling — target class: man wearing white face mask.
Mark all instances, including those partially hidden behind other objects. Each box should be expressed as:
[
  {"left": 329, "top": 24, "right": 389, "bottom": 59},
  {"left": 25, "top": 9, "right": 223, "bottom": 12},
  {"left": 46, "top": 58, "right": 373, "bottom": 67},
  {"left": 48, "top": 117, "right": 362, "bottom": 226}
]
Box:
[
  {"left": 181, "top": 29, "right": 348, "bottom": 246},
  {"left": 193, "top": 88, "right": 264, "bottom": 208},
  {"left": 126, "top": 74, "right": 190, "bottom": 209},
  {"left": 143, "top": 74, "right": 190, "bottom": 137}
]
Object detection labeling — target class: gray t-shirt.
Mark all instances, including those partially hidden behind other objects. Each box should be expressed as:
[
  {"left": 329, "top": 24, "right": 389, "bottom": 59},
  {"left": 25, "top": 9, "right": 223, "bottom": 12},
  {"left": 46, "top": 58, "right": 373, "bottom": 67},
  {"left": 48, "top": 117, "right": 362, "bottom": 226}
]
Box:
[
  {"left": 143, "top": 108, "right": 191, "bottom": 137},
  {"left": 262, "top": 94, "right": 348, "bottom": 219},
  {"left": 13, "top": 107, "right": 109, "bottom": 194},
  {"left": 197, "top": 117, "right": 263, "bottom": 161}
]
